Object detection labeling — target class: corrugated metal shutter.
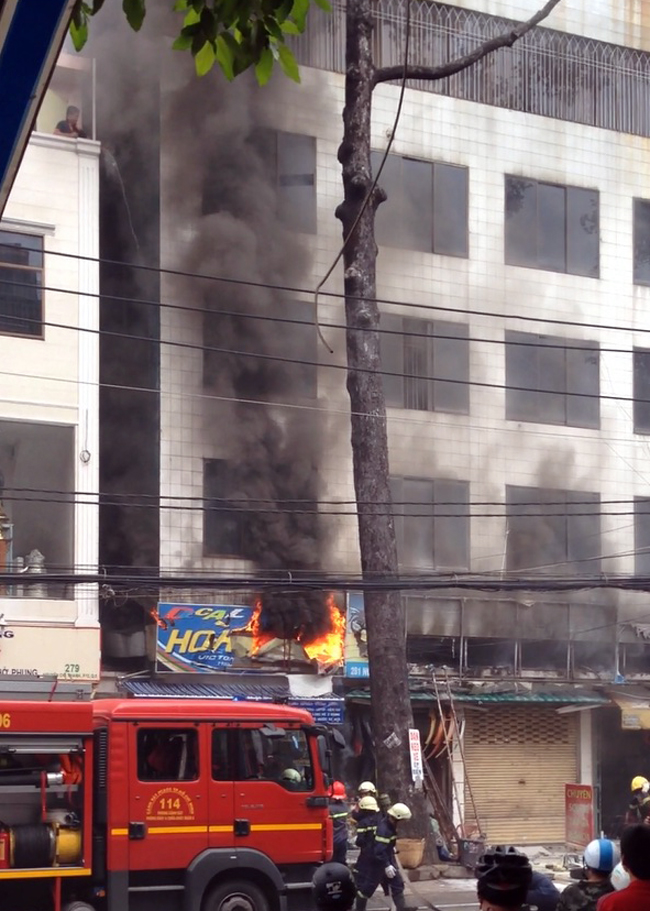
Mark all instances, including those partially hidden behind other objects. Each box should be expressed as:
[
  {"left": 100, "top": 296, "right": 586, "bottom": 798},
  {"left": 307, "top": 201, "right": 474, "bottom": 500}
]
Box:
[{"left": 463, "top": 706, "right": 577, "bottom": 844}]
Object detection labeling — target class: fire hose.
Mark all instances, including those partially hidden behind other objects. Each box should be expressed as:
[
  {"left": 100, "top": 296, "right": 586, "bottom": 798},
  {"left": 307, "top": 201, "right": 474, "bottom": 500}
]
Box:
[{"left": 395, "top": 854, "right": 443, "bottom": 911}]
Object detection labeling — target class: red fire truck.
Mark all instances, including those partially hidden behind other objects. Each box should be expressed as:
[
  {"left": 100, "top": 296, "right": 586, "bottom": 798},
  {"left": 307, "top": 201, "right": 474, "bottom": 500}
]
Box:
[{"left": 0, "top": 698, "right": 336, "bottom": 911}]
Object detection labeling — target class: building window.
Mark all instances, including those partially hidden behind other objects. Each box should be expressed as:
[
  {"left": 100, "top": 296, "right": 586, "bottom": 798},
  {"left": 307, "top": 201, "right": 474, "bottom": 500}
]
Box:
[
  {"left": 204, "top": 460, "right": 248, "bottom": 558},
  {"left": 634, "top": 199, "right": 650, "bottom": 285},
  {"left": 381, "top": 316, "right": 469, "bottom": 413},
  {"left": 238, "top": 727, "right": 313, "bottom": 790},
  {"left": 390, "top": 476, "right": 469, "bottom": 570},
  {"left": 634, "top": 349, "right": 650, "bottom": 433},
  {"left": 505, "top": 177, "right": 599, "bottom": 277},
  {"left": 635, "top": 499, "right": 650, "bottom": 575},
  {"left": 0, "top": 231, "right": 43, "bottom": 337},
  {"left": 506, "top": 486, "right": 601, "bottom": 575},
  {"left": 371, "top": 153, "right": 469, "bottom": 256},
  {"left": 203, "top": 298, "right": 317, "bottom": 402},
  {"left": 203, "top": 130, "right": 316, "bottom": 233},
  {"left": 505, "top": 331, "right": 599, "bottom": 429}
]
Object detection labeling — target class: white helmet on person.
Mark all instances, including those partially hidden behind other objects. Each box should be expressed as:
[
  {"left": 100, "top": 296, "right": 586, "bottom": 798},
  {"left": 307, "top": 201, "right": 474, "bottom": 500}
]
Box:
[
  {"left": 358, "top": 795, "right": 379, "bottom": 812},
  {"left": 282, "top": 768, "right": 301, "bottom": 782},
  {"left": 583, "top": 838, "right": 619, "bottom": 874},
  {"left": 358, "top": 781, "right": 377, "bottom": 795},
  {"left": 387, "top": 802, "right": 412, "bottom": 821},
  {"left": 611, "top": 861, "right": 631, "bottom": 891}
]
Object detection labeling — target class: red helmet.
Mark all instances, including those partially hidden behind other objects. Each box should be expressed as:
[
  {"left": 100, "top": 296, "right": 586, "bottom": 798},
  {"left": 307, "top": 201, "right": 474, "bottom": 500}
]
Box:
[{"left": 331, "top": 780, "right": 346, "bottom": 799}]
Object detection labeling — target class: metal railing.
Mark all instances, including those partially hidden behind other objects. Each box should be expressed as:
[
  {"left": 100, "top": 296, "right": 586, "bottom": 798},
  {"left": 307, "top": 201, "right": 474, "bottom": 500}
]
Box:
[{"left": 295, "top": 0, "right": 650, "bottom": 137}]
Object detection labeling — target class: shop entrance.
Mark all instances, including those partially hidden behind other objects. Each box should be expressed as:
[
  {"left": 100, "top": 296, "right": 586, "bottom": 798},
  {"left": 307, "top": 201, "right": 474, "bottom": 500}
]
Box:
[{"left": 598, "top": 707, "right": 650, "bottom": 837}]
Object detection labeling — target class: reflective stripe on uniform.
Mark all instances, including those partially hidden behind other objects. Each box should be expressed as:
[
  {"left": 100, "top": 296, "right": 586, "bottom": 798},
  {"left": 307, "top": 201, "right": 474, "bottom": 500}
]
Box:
[
  {"left": 375, "top": 835, "right": 394, "bottom": 844},
  {"left": 331, "top": 812, "right": 348, "bottom": 819}
]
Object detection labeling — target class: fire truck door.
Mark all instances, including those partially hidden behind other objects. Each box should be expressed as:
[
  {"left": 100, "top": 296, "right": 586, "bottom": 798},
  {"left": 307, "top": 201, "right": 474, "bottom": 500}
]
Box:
[
  {"left": 128, "top": 722, "right": 208, "bottom": 870},
  {"left": 233, "top": 725, "right": 324, "bottom": 864},
  {"left": 208, "top": 726, "right": 235, "bottom": 848}
]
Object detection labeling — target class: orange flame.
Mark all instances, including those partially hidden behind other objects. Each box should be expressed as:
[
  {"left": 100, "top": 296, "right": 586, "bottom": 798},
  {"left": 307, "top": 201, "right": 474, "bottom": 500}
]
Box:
[{"left": 242, "top": 595, "right": 345, "bottom": 666}]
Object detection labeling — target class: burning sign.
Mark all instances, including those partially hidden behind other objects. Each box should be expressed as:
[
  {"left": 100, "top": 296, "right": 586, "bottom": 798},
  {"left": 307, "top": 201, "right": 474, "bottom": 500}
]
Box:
[{"left": 156, "top": 598, "right": 346, "bottom": 674}]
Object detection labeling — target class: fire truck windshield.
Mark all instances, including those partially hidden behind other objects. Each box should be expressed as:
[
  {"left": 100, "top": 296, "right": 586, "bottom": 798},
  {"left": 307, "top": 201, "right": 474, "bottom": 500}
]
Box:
[{"left": 239, "top": 727, "right": 313, "bottom": 790}]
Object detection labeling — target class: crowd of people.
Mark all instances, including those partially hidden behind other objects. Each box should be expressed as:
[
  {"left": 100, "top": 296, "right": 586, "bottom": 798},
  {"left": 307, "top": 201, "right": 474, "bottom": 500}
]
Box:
[{"left": 311, "top": 776, "right": 650, "bottom": 911}]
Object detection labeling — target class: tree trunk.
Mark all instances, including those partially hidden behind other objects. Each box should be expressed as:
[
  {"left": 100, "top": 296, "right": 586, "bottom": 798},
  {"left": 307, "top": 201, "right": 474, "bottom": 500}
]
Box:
[{"left": 335, "top": 0, "right": 431, "bottom": 847}]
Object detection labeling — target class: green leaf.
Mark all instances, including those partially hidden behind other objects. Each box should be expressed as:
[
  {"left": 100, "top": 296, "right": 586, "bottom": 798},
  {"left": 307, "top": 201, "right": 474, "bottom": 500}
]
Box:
[
  {"left": 69, "top": 16, "right": 89, "bottom": 51},
  {"left": 254, "top": 47, "right": 274, "bottom": 85},
  {"left": 200, "top": 6, "right": 217, "bottom": 41},
  {"left": 194, "top": 39, "right": 216, "bottom": 75},
  {"left": 313, "top": 0, "right": 331, "bottom": 10},
  {"left": 290, "top": 0, "right": 309, "bottom": 32},
  {"left": 280, "top": 20, "right": 301, "bottom": 34},
  {"left": 91, "top": 0, "right": 106, "bottom": 13},
  {"left": 215, "top": 33, "right": 236, "bottom": 80},
  {"left": 172, "top": 0, "right": 188, "bottom": 9},
  {"left": 183, "top": 6, "right": 200, "bottom": 25},
  {"left": 277, "top": 43, "right": 300, "bottom": 82},
  {"left": 122, "top": 0, "right": 146, "bottom": 31},
  {"left": 172, "top": 32, "right": 193, "bottom": 49}
]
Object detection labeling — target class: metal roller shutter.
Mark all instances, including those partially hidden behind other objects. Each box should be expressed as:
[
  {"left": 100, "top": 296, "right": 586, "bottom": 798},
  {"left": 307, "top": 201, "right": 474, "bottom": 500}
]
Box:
[{"left": 463, "top": 706, "right": 577, "bottom": 844}]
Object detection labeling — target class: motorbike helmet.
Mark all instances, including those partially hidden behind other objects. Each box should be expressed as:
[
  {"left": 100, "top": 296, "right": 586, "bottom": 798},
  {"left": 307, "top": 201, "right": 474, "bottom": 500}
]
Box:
[
  {"left": 331, "top": 780, "right": 346, "bottom": 799},
  {"left": 312, "top": 862, "right": 356, "bottom": 911},
  {"left": 358, "top": 781, "right": 377, "bottom": 796},
  {"left": 282, "top": 768, "right": 301, "bottom": 783},
  {"left": 358, "top": 795, "right": 379, "bottom": 812},
  {"left": 387, "top": 802, "right": 412, "bottom": 821},
  {"left": 611, "top": 861, "right": 631, "bottom": 891},
  {"left": 476, "top": 846, "right": 532, "bottom": 909},
  {"left": 631, "top": 775, "right": 649, "bottom": 793},
  {"left": 583, "top": 838, "right": 619, "bottom": 874}
]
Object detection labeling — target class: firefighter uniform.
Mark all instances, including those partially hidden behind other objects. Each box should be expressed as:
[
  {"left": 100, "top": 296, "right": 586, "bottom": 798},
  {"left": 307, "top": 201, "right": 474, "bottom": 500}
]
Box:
[
  {"left": 355, "top": 815, "right": 405, "bottom": 911},
  {"left": 627, "top": 791, "right": 650, "bottom": 823},
  {"left": 329, "top": 798, "right": 350, "bottom": 865}
]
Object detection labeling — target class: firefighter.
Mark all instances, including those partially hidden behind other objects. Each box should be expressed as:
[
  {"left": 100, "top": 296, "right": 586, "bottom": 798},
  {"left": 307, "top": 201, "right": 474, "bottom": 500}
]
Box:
[
  {"left": 475, "top": 845, "right": 532, "bottom": 911},
  {"left": 556, "top": 838, "right": 619, "bottom": 911},
  {"left": 350, "top": 781, "right": 378, "bottom": 828},
  {"left": 626, "top": 776, "right": 650, "bottom": 824},
  {"left": 355, "top": 802, "right": 411, "bottom": 911},
  {"left": 354, "top": 795, "right": 382, "bottom": 857},
  {"left": 281, "top": 767, "right": 303, "bottom": 791},
  {"left": 329, "top": 781, "right": 350, "bottom": 865}
]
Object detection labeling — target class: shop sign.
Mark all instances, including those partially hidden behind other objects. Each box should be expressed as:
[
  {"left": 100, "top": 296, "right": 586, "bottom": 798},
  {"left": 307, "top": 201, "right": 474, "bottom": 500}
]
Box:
[
  {"left": 565, "top": 784, "right": 594, "bottom": 849},
  {"left": 0, "top": 625, "right": 99, "bottom": 680},
  {"left": 156, "top": 603, "right": 254, "bottom": 673},
  {"left": 344, "top": 592, "right": 369, "bottom": 678},
  {"left": 289, "top": 698, "right": 345, "bottom": 724},
  {"left": 409, "top": 728, "right": 424, "bottom": 785}
]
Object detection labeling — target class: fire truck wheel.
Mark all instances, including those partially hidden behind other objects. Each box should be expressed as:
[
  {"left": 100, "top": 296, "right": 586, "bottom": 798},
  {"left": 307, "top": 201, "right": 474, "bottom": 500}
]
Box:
[
  {"left": 62, "top": 903, "right": 96, "bottom": 911},
  {"left": 204, "top": 879, "right": 270, "bottom": 911}
]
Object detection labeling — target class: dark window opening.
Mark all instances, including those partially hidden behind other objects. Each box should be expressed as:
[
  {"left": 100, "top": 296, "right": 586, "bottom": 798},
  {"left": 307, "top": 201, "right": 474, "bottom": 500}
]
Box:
[
  {"left": 505, "top": 331, "right": 599, "bottom": 428},
  {"left": 212, "top": 728, "right": 234, "bottom": 780},
  {"left": 407, "top": 636, "right": 461, "bottom": 669},
  {"left": 620, "top": 642, "right": 650, "bottom": 677},
  {"left": 634, "top": 199, "right": 650, "bottom": 285},
  {"left": 507, "top": 485, "right": 601, "bottom": 575},
  {"left": 390, "top": 476, "right": 469, "bottom": 570},
  {"left": 381, "top": 316, "right": 469, "bottom": 414},
  {"left": 238, "top": 727, "right": 313, "bottom": 790},
  {"left": 634, "top": 350, "right": 650, "bottom": 434},
  {"left": 572, "top": 641, "right": 615, "bottom": 675},
  {"left": 0, "top": 231, "right": 43, "bottom": 337},
  {"left": 519, "top": 640, "right": 568, "bottom": 673},
  {"left": 634, "top": 498, "right": 650, "bottom": 575},
  {"left": 203, "top": 459, "right": 248, "bottom": 558},
  {"left": 465, "top": 638, "right": 515, "bottom": 672},
  {"left": 505, "top": 176, "right": 599, "bottom": 277},
  {"left": 137, "top": 728, "right": 199, "bottom": 781},
  {"left": 372, "top": 153, "right": 468, "bottom": 256}
]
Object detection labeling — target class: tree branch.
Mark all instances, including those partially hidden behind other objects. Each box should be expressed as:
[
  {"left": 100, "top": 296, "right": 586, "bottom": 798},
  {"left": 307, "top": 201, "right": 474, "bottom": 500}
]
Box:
[{"left": 373, "top": 0, "right": 562, "bottom": 86}]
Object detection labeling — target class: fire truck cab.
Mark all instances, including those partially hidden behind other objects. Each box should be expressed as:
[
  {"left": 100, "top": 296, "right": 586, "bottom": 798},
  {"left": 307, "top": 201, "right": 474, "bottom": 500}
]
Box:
[{"left": 0, "top": 698, "right": 334, "bottom": 911}]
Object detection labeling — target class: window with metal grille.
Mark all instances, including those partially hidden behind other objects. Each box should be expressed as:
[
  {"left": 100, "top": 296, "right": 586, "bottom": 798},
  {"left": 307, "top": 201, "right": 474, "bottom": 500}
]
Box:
[
  {"left": 505, "top": 177, "right": 599, "bottom": 277},
  {"left": 633, "top": 349, "right": 650, "bottom": 433},
  {"left": 505, "top": 331, "right": 599, "bottom": 429},
  {"left": 371, "top": 153, "right": 468, "bottom": 256},
  {"left": 0, "top": 231, "right": 43, "bottom": 337},
  {"left": 506, "top": 485, "right": 601, "bottom": 575},
  {"left": 381, "top": 316, "right": 469, "bottom": 413},
  {"left": 390, "top": 476, "right": 469, "bottom": 570}
]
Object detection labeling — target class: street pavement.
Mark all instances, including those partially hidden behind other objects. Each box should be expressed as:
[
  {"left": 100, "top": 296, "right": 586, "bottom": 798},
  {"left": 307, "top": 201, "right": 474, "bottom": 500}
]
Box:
[{"left": 367, "top": 877, "right": 478, "bottom": 911}]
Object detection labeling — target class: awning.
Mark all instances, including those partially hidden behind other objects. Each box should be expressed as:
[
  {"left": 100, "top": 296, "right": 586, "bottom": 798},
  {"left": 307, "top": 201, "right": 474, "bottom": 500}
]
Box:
[
  {"left": 346, "top": 685, "right": 609, "bottom": 706},
  {"left": 120, "top": 678, "right": 290, "bottom": 701},
  {"left": 610, "top": 688, "right": 650, "bottom": 730}
]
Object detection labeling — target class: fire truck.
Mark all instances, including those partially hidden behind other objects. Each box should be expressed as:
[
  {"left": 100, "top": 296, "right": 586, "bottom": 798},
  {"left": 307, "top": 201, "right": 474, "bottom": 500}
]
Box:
[{"left": 0, "top": 698, "right": 336, "bottom": 911}]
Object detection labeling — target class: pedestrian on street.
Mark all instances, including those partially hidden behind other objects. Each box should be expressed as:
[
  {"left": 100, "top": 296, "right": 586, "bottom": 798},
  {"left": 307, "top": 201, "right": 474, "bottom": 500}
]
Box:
[
  {"left": 330, "top": 781, "right": 351, "bottom": 866},
  {"left": 596, "top": 824, "right": 650, "bottom": 910},
  {"left": 475, "top": 845, "right": 532, "bottom": 911},
  {"left": 355, "top": 802, "right": 412, "bottom": 911},
  {"left": 556, "top": 839, "right": 618, "bottom": 911}
]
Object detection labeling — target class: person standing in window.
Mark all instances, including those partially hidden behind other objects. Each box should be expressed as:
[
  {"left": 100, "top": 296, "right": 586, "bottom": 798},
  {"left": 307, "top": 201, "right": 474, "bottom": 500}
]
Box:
[{"left": 54, "top": 106, "right": 87, "bottom": 139}]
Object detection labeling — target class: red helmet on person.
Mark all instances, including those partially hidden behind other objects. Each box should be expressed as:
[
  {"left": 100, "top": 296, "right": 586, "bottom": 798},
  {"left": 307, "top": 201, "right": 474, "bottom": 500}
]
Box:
[{"left": 331, "top": 780, "right": 346, "bottom": 799}]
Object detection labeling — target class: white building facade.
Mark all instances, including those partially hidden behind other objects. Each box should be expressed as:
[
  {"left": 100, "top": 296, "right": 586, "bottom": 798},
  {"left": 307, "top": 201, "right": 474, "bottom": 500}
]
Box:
[{"left": 0, "top": 130, "right": 100, "bottom": 682}]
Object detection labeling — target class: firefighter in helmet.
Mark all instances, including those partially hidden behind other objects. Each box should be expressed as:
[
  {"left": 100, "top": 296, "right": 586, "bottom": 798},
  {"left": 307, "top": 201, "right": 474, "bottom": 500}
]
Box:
[
  {"left": 627, "top": 776, "right": 650, "bottom": 824},
  {"left": 329, "top": 781, "right": 350, "bottom": 865},
  {"left": 350, "top": 781, "right": 377, "bottom": 828},
  {"left": 355, "top": 802, "right": 411, "bottom": 911}
]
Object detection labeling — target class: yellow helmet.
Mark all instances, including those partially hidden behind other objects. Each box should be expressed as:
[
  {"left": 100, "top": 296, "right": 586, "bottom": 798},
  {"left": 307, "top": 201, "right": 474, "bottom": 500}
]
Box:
[
  {"left": 631, "top": 776, "right": 649, "bottom": 793},
  {"left": 358, "top": 781, "right": 377, "bottom": 795}
]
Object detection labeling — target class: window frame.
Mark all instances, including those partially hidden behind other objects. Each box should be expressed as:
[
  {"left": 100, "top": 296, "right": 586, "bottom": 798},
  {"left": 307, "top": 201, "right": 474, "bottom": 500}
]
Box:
[
  {"left": 504, "top": 175, "right": 599, "bottom": 278},
  {"left": 505, "top": 330, "right": 600, "bottom": 429},
  {"left": 203, "top": 459, "right": 248, "bottom": 558},
  {"left": 634, "top": 348, "right": 650, "bottom": 434},
  {"left": 633, "top": 198, "right": 650, "bottom": 285},
  {"left": 0, "top": 230, "right": 44, "bottom": 339},
  {"left": 137, "top": 727, "right": 200, "bottom": 782}
]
